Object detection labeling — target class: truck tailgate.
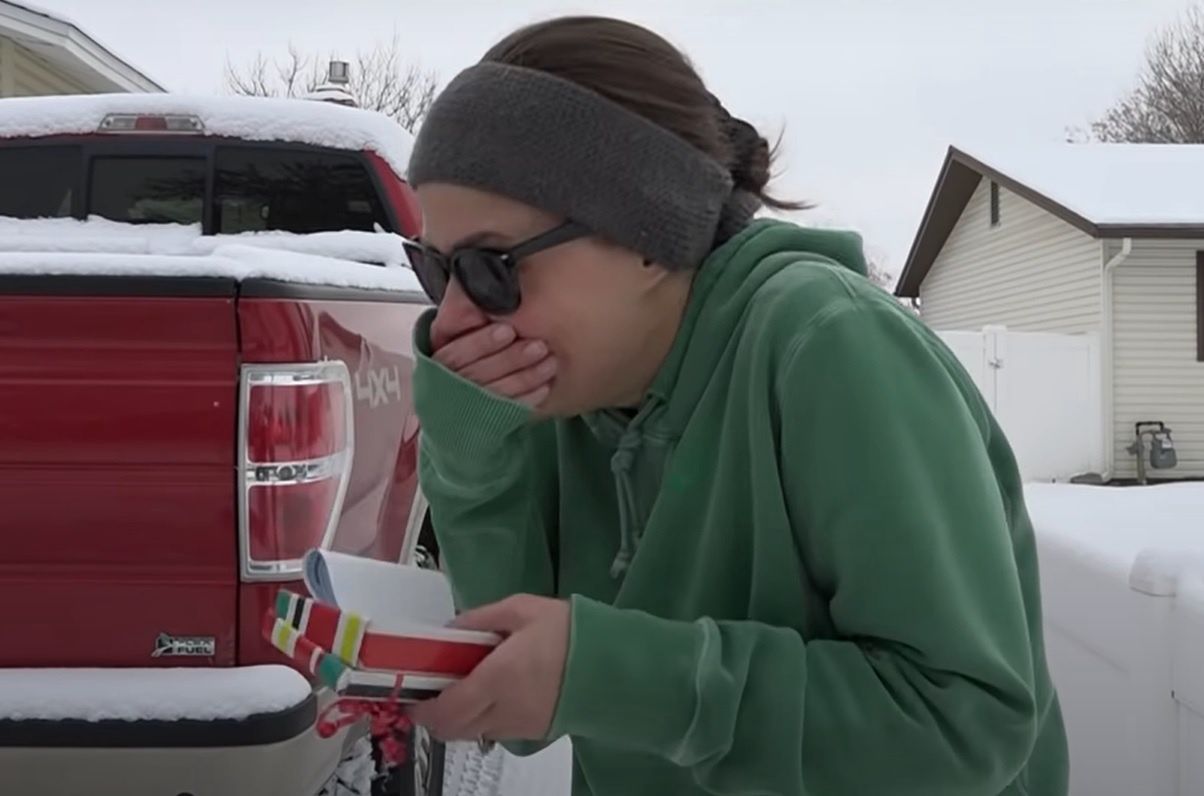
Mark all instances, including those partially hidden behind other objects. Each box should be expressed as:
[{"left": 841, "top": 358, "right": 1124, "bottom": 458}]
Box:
[{"left": 0, "top": 280, "right": 239, "bottom": 667}]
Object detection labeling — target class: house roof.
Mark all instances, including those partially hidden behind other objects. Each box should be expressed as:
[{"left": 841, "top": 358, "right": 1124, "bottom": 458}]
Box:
[
  {"left": 895, "top": 142, "right": 1204, "bottom": 298},
  {"left": 0, "top": 0, "right": 163, "bottom": 93}
]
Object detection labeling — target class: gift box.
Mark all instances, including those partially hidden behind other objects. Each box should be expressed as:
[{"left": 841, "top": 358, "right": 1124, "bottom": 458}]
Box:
[{"left": 264, "top": 550, "right": 500, "bottom": 702}]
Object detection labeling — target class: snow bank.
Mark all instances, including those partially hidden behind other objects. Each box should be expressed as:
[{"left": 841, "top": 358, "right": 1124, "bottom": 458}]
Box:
[
  {"left": 0, "top": 665, "right": 311, "bottom": 722},
  {"left": 0, "top": 216, "right": 424, "bottom": 293},
  {"left": 1024, "top": 482, "right": 1204, "bottom": 586},
  {"left": 0, "top": 93, "right": 414, "bottom": 178},
  {"left": 958, "top": 142, "right": 1204, "bottom": 226},
  {"left": 1025, "top": 482, "right": 1204, "bottom": 796}
]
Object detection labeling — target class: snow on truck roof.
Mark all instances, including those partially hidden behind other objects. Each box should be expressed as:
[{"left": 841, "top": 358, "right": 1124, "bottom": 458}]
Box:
[
  {"left": 0, "top": 216, "right": 425, "bottom": 294},
  {"left": 0, "top": 93, "right": 415, "bottom": 178}
]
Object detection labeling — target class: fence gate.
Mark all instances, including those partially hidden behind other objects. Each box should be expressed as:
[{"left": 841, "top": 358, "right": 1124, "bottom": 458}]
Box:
[{"left": 937, "top": 326, "right": 1103, "bottom": 482}]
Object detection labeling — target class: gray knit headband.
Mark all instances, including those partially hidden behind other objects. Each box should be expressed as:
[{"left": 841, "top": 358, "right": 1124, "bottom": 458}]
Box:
[{"left": 407, "top": 61, "right": 760, "bottom": 269}]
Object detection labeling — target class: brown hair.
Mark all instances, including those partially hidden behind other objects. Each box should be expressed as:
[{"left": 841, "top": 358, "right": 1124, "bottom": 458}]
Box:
[{"left": 481, "top": 16, "right": 808, "bottom": 212}]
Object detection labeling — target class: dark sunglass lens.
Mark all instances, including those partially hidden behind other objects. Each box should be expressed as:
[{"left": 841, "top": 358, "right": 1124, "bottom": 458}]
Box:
[
  {"left": 405, "top": 243, "right": 448, "bottom": 304},
  {"left": 454, "top": 251, "right": 521, "bottom": 314}
]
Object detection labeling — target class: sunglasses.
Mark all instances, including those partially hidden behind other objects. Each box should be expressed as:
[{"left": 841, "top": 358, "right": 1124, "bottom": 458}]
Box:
[{"left": 403, "top": 221, "right": 590, "bottom": 315}]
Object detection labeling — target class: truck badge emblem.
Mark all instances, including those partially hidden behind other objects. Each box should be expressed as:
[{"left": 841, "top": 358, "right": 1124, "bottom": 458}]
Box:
[
  {"left": 152, "top": 632, "right": 217, "bottom": 658},
  {"left": 355, "top": 365, "right": 402, "bottom": 408}
]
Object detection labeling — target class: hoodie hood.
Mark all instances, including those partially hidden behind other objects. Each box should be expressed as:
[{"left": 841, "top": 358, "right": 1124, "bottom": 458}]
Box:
[
  {"left": 652, "top": 218, "right": 866, "bottom": 428},
  {"left": 588, "top": 218, "right": 867, "bottom": 576}
]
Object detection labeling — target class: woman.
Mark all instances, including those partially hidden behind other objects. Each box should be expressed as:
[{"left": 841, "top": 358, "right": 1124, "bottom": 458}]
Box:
[{"left": 403, "top": 15, "right": 1068, "bottom": 796}]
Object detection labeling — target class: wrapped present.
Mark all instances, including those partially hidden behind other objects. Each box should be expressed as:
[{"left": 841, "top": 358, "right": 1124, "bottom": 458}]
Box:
[{"left": 272, "top": 588, "right": 498, "bottom": 680}]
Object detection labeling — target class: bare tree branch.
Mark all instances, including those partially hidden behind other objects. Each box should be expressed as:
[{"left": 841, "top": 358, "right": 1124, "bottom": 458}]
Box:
[
  {"left": 224, "top": 52, "right": 273, "bottom": 98},
  {"left": 866, "top": 258, "right": 894, "bottom": 289},
  {"left": 1089, "top": 3, "right": 1204, "bottom": 142},
  {"left": 224, "top": 36, "right": 437, "bottom": 132}
]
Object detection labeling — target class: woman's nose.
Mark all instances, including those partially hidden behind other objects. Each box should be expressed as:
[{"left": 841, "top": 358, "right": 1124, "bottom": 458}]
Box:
[{"left": 434, "top": 276, "right": 488, "bottom": 338}]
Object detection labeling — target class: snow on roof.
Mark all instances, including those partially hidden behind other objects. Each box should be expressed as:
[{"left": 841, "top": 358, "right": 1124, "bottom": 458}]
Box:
[
  {"left": 0, "top": 216, "right": 425, "bottom": 294},
  {"left": 0, "top": 665, "right": 310, "bottom": 721},
  {"left": 1025, "top": 482, "right": 1204, "bottom": 589},
  {"left": 958, "top": 141, "right": 1204, "bottom": 226},
  {"left": 0, "top": 93, "right": 414, "bottom": 177}
]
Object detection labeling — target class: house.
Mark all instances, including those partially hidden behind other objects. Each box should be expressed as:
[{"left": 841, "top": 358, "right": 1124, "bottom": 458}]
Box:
[
  {"left": 895, "top": 143, "right": 1204, "bottom": 481},
  {"left": 0, "top": 1, "right": 161, "bottom": 97}
]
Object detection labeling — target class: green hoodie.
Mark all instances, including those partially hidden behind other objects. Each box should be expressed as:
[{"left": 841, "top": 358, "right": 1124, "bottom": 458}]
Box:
[{"left": 413, "top": 219, "right": 1068, "bottom": 796}]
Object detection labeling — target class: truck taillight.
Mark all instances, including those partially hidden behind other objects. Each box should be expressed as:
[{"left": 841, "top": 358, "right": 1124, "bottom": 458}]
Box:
[{"left": 238, "top": 363, "right": 354, "bottom": 581}]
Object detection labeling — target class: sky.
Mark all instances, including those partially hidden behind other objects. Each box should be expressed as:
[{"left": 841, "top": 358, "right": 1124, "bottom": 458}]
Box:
[{"left": 30, "top": 0, "right": 1193, "bottom": 278}]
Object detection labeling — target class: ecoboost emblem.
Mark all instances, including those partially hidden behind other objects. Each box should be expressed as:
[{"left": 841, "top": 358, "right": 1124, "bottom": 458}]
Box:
[{"left": 152, "top": 632, "right": 217, "bottom": 658}]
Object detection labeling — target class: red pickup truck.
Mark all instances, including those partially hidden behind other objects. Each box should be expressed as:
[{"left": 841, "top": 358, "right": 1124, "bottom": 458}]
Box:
[{"left": 0, "top": 94, "right": 442, "bottom": 796}]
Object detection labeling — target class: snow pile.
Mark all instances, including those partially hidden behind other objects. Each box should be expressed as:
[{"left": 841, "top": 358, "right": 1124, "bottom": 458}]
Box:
[
  {"left": 0, "top": 93, "right": 414, "bottom": 178},
  {"left": 0, "top": 216, "right": 424, "bottom": 293},
  {"left": 0, "top": 665, "right": 311, "bottom": 722},
  {"left": 1024, "top": 482, "right": 1204, "bottom": 583},
  {"left": 957, "top": 142, "right": 1204, "bottom": 226}
]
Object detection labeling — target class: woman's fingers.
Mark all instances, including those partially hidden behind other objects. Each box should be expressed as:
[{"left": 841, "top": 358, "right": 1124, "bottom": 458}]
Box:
[
  {"left": 407, "top": 674, "right": 497, "bottom": 743},
  {"left": 431, "top": 322, "right": 555, "bottom": 406},
  {"left": 456, "top": 339, "right": 549, "bottom": 386},
  {"left": 486, "top": 356, "right": 557, "bottom": 400},
  {"left": 433, "top": 323, "right": 515, "bottom": 371},
  {"left": 513, "top": 384, "right": 551, "bottom": 409}
]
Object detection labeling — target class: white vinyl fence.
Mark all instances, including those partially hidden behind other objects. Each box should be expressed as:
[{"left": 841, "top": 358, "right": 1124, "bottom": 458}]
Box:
[{"left": 938, "top": 326, "right": 1103, "bottom": 482}]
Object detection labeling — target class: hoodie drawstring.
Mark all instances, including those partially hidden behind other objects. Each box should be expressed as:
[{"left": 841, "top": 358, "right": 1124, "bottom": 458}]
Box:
[{"left": 608, "top": 428, "right": 645, "bottom": 578}]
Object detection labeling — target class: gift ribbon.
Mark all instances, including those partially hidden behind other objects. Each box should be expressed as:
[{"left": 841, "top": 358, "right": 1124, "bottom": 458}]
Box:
[{"left": 316, "top": 678, "right": 413, "bottom": 767}]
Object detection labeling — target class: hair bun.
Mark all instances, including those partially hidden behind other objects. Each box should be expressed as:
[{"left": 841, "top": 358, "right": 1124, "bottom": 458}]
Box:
[
  {"left": 724, "top": 116, "right": 771, "bottom": 195},
  {"left": 708, "top": 93, "right": 772, "bottom": 196}
]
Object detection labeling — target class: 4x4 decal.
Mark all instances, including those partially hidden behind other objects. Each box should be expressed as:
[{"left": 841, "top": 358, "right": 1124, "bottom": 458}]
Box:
[{"left": 355, "top": 365, "right": 402, "bottom": 408}]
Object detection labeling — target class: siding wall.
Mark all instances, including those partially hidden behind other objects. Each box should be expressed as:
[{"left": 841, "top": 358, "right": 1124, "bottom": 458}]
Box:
[
  {"left": 0, "top": 35, "right": 93, "bottom": 97},
  {"left": 919, "top": 179, "right": 1102, "bottom": 334},
  {"left": 1110, "top": 239, "right": 1204, "bottom": 479}
]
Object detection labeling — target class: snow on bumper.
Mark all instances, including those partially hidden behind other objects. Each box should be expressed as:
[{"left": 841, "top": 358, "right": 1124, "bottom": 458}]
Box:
[
  {"left": 0, "top": 664, "right": 312, "bottom": 723},
  {"left": 0, "top": 665, "right": 349, "bottom": 796}
]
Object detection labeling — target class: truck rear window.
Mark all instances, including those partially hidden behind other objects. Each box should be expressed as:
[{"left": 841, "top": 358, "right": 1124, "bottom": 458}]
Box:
[
  {"left": 89, "top": 156, "right": 206, "bottom": 225},
  {"left": 0, "top": 142, "right": 392, "bottom": 234},
  {"left": 0, "top": 146, "right": 76, "bottom": 219},
  {"left": 214, "top": 147, "right": 389, "bottom": 234}
]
